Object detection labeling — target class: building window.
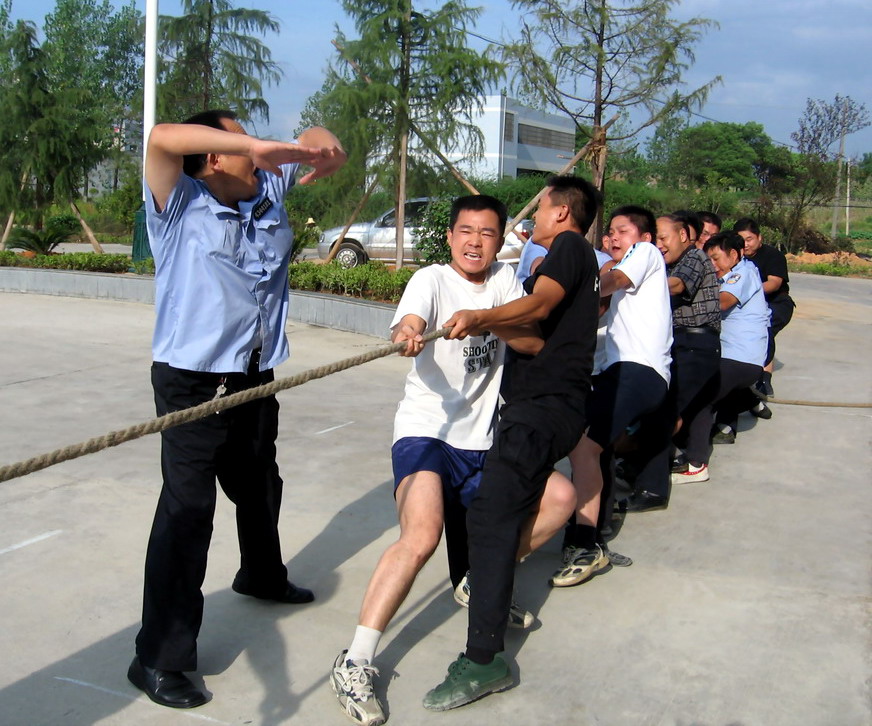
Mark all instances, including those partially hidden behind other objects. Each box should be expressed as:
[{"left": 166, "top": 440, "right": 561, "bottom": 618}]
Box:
[
  {"left": 504, "top": 112, "right": 515, "bottom": 142},
  {"left": 517, "top": 123, "right": 575, "bottom": 152}
]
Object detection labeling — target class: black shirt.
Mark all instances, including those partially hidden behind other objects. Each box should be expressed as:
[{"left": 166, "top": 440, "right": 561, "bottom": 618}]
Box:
[
  {"left": 509, "top": 230, "right": 600, "bottom": 402},
  {"left": 746, "top": 244, "right": 790, "bottom": 302}
]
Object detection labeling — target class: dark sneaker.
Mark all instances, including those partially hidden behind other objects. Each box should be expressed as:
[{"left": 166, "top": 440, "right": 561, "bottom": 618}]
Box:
[
  {"left": 751, "top": 402, "right": 772, "bottom": 420},
  {"left": 453, "top": 572, "right": 534, "bottom": 629},
  {"left": 549, "top": 544, "right": 609, "bottom": 587},
  {"left": 422, "top": 654, "right": 512, "bottom": 711},
  {"left": 671, "top": 451, "right": 689, "bottom": 473},
  {"left": 711, "top": 427, "right": 736, "bottom": 445},
  {"left": 330, "top": 650, "right": 385, "bottom": 726}
]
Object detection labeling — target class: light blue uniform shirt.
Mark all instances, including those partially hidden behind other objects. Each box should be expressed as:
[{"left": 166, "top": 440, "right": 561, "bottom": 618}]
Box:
[
  {"left": 146, "top": 163, "right": 299, "bottom": 373},
  {"left": 516, "top": 240, "right": 548, "bottom": 283},
  {"left": 718, "top": 257, "right": 771, "bottom": 366}
]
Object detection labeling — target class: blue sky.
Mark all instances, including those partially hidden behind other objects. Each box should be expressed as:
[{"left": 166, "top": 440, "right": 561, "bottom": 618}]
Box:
[{"left": 10, "top": 0, "right": 872, "bottom": 157}]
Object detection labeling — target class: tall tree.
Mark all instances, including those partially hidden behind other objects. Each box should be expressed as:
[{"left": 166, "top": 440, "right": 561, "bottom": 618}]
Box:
[
  {"left": 157, "top": 0, "right": 281, "bottom": 123},
  {"left": 499, "top": 0, "right": 719, "bottom": 233},
  {"left": 793, "top": 95, "right": 870, "bottom": 241},
  {"left": 670, "top": 121, "right": 777, "bottom": 191},
  {"left": 43, "top": 0, "right": 143, "bottom": 196},
  {"left": 311, "top": 0, "right": 503, "bottom": 266},
  {"left": 0, "top": 21, "right": 103, "bottom": 220}
]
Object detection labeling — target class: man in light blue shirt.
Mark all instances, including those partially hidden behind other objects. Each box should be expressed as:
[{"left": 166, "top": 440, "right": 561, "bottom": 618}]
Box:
[
  {"left": 703, "top": 231, "right": 770, "bottom": 446},
  {"left": 128, "top": 110, "right": 345, "bottom": 710}
]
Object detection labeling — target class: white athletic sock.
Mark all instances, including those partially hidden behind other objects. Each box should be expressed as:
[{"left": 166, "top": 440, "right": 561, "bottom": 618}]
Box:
[{"left": 347, "top": 625, "right": 382, "bottom": 664}]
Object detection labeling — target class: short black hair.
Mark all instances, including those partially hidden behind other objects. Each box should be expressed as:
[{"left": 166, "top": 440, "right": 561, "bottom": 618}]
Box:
[
  {"left": 609, "top": 205, "right": 656, "bottom": 239},
  {"left": 672, "top": 209, "right": 702, "bottom": 240},
  {"left": 449, "top": 194, "right": 508, "bottom": 235},
  {"left": 546, "top": 175, "right": 602, "bottom": 234},
  {"left": 703, "top": 230, "right": 744, "bottom": 257},
  {"left": 181, "top": 109, "right": 239, "bottom": 177},
  {"left": 698, "top": 211, "right": 722, "bottom": 231},
  {"left": 733, "top": 217, "right": 760, "bottom": 236}
]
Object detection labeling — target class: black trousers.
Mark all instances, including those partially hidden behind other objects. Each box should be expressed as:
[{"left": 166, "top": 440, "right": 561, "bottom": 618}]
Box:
[
  {"left": 631, "top": 329, "right": 721, "bottom": 494},
  {"left": 135, "top": 360, "right": 288, "bottom": 671},
  {"left": 713, "top": 358, "right": 763, "bottom": 433},
  {"left": 466, "top": 397, "right": 586, "bottom": 656},
  {"left": 765, "top": 294, "right": 795, "bottom": 366}
]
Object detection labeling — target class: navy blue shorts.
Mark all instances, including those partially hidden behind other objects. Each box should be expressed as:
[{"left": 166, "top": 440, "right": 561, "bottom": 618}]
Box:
[{"left": 391, "top": 437, "right": 487, "bottom": 509}]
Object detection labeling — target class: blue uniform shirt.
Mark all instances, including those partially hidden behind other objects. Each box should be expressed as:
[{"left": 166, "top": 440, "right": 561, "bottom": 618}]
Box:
[
  {"left": 146, "top": 163, "right": 299, "bottom": 373},
  {"left": 718, "top": 257, "right": 770, "bottom": 366},
  {"left": 516, "top": 240, "right": 548, "bottom": 283}
]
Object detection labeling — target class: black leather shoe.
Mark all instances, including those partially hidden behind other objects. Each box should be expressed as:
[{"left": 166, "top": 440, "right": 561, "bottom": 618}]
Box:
[
  {"left": 127, "top": 656, "right": 207, "bottom": 709},
  {"left": 625, "top": 491, "right": 668, "bottom": 513},
  {"left": 232, "top": 578, "right": 315, "bottom": 604}
]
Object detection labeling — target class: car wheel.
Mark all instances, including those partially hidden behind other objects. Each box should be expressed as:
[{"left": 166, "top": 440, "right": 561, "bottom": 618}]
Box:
[{"left": 335, "top": 242, "right": 365, "bottom": 268}]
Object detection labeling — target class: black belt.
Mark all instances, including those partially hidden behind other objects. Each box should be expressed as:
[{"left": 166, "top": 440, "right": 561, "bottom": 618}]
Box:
[{"left": 674, "top": 326, "right": 718, "bottom": 335}]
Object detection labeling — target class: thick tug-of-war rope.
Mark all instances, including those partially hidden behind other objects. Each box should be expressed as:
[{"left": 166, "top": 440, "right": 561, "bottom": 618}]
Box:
[
  {"left": 0, "top": 325, "right": 869, "bottom": 484},
  {"left": 0, "top": 327, "right": 451, "bottom": 485}
]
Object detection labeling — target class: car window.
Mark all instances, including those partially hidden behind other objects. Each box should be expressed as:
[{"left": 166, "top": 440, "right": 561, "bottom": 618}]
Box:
[
  {"left": 405, "top": 201, "right": 428, "bottom": 226},
  {"left": 378, "top": 200, "right": 429, "bottom": 228}
]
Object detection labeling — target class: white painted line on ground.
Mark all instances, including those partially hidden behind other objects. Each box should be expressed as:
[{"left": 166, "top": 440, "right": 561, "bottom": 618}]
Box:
[
  {"left": 53, "top": 677, "right": 230, "bottom": 724},
  {"left": 0, "top": 530, "right": 62, "bottom": 556},
  {"left": 315, "top": 421, "right": 354, "bottom": 435}
]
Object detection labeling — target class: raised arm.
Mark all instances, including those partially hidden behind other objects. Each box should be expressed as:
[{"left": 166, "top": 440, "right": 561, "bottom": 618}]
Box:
[{"left": 145, "top": 123, "right": 342, "bottom": 211}]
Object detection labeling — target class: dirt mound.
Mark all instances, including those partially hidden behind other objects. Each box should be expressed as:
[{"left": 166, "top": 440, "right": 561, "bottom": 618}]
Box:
[{"left": 787, "top": 251, "right": 872, "bottom": 268}]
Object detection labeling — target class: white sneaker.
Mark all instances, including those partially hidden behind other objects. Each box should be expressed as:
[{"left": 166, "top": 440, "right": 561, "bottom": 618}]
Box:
[
  {"left": 330, "top": 650, "right": 386, "bottom": 726},
  {"left": 671, "top": 462, "right": 710, "bottom": 484},
  {"left": 453, "top": 571, "right": 534, "bottom": 629}
]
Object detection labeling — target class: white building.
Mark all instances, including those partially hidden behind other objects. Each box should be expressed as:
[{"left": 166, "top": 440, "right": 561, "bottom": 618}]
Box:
[{"left": 456, "top": 94, "right": 578, "bottom": 179}]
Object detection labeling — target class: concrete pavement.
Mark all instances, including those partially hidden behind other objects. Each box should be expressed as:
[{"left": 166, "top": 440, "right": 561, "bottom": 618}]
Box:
[{"left": 0, "top": 273, "right": 870, "bottom": 725}]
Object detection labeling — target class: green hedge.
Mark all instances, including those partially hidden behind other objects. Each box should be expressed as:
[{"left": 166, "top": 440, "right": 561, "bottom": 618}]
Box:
[
  {"left": 289, "top": 261, "right": 413, "bottom": 303},
  {"left": 0, "top": 251, "right": 130, "bottom": 273}
]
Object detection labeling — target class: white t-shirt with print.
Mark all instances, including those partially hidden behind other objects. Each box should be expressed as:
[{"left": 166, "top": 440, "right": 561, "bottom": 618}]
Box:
[
  {"left": 391, "top": 262, "right": 524, "bottom": 450},
  {"left": 604, "top": 241, "right": 673, "bottom": 384},
  {"left": 593, "top": 248, "right": 613, "bottom": 375}
]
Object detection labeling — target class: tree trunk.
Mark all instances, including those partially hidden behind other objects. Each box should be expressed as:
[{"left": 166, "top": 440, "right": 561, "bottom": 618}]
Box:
[
  {"left": 395, "top": 1, "right": 412, "bottom": 270},
  {"left": 0, "top": 211, "right": 14, "bottom": 250},
  {"left": 588, "top": 125, "right": 609, "bottom": 245},
  {"left": 70, "top": 202, "right": 105, "bottom": 253},
  {"left": 323, "top": 173, "right": 381, "bottom": 263}
]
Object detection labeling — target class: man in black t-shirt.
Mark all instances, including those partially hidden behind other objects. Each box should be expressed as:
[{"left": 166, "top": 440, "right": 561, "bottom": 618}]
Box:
[
  {"left": 422, "top": 176, "right": 602, "bottom": 713},
  {"left": 734, "top": 218, "right": 795, "bottom": 405}
]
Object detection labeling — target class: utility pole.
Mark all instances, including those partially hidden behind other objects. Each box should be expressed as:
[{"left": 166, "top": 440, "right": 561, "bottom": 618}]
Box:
[
  {"left": 830, "top": 98, "right": 848, "bottom": 241},
  {"left": 845, "top": 160, "right": 851, "bottom": 237}
]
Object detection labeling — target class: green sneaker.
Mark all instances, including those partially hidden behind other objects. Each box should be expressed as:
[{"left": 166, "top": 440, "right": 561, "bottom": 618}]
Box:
[{"left": 422, "top": 653, "right": 512, "bottom": 711}]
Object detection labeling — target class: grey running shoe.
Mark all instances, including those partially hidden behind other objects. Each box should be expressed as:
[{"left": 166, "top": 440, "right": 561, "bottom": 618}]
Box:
[
  {"left": 423, "top": 653, "right": 512, "bottom": 711},
  {"left": 453, "top": 571, "right": 534, "bottom": 629},
  {"left": 549, "top": 544, "right": 609, "bottom": 587},
  {"left": 330, "top": 650, "right": 386, "bottom": 726}
]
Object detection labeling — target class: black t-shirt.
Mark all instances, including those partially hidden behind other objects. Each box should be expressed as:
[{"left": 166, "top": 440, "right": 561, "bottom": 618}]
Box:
[
  {"left": 508, "top": 230, "right": 600, "bottom": 402},
  {"left": 746, "top": 244, "right": 790, "bottom": 301}
]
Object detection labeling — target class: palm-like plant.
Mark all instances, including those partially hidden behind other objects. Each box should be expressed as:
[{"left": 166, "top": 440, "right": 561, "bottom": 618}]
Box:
[{"left": 7, "top": 223, "right": 77, "bottom": 255}]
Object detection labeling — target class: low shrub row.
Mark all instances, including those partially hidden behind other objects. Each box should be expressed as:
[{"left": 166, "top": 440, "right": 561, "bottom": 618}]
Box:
[
  {"left": 0, "top": 250, "right": 131, "bottom": 273},
  {"left": 289, "top": 261, "right": 413, "bottom": 302}
]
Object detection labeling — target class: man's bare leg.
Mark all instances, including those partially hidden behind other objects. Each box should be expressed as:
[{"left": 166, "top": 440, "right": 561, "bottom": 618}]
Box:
[
  {"left": 356, "top": 471, "right": 444, "bottom": 633},
  {"left": 517, "top": 469, "right": 576, "bottom": 560}
]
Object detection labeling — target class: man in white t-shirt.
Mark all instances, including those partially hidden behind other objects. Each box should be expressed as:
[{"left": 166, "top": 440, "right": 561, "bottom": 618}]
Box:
[
  {"left": 552, "top": 205, "right": 673, "bottom": 588},
  {"left": 329, "top": 195, "right": 576, "bottom": 726}
]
